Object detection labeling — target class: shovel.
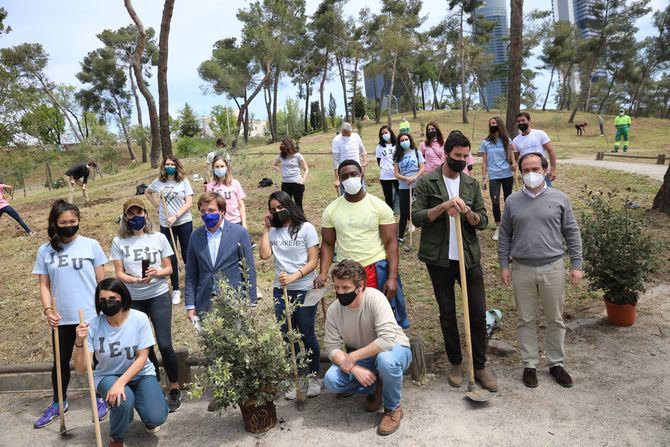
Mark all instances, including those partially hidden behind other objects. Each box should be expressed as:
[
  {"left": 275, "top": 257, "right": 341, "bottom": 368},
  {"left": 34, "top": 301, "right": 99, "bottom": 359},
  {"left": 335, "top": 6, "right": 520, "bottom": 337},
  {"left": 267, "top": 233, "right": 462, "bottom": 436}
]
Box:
[
  {"left": 454, "top": 216, "right": 495, "bottom": 403},
  {"left": 283, "top": 286, "right": 306, "bottom": 410},
  {"left": 79, "top": 311, "right": 103, "bottom": 447},
  {"left": 408, "top": 185, "right": 416, "bottom": 249}
]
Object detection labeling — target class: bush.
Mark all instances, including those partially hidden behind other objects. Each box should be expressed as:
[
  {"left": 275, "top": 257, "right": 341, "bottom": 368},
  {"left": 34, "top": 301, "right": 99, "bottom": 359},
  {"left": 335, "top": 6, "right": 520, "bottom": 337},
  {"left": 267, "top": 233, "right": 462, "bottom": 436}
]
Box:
[
  {"left": 580, "top": 189, "right": 657, "bottom": 305},
  {"left": 176, "top": 137, "right": 209, "bottom": 158}
]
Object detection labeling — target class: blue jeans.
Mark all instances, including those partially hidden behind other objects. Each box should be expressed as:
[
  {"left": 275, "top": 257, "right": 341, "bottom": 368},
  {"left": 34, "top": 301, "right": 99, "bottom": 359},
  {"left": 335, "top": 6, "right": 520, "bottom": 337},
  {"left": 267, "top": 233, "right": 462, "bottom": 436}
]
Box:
[
  {"left": 323, "top": 343, "right": 411, "bottom": 410},
  {"left": 97, "top": 375, "right": 168, "bottom": 442},
  {"left": 273, "top": 288, "right": 320, "bottom": 375},
  {"left": 160, "top": 221, "right": 192, "bottom": 291},
  {"left": 131, "top": 292, "right": 178, "bottom": 384},
  {"left": 0, "top": 205, "right": 31, "bottom": 234}
]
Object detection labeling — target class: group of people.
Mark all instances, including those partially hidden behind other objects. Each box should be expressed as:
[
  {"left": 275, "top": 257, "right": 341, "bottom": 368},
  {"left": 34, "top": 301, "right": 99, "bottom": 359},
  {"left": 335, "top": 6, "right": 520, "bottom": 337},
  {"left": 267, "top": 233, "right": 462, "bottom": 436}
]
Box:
[{"left": 27, "top": 110, "right": 582, "bottom": 442}]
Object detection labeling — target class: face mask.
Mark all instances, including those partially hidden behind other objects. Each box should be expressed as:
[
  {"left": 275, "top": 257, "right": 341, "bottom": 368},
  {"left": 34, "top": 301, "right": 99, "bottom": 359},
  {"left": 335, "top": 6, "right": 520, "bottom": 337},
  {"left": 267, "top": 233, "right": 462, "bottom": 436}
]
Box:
[
  {"left": 336, "top": 288, "right": 358, "bottom": 307},
  {"left": 56, "top": 225, "right": 79, "bottom": 238},
  {"left": 400, "top": 140, "right": 411, "bottom": 150},
  {"left": 427, "top": 130, "right": 437, "bottom": 140},
  {"left": 202, "top": 212, "right": 221, "bottom": 229},
  {"left": 214, "top": 167, "right": 227, "bottom": 178},
  {"left": 517, "top": 123, "right": 529, "bottom": 132},
  {"left": 270, "top": 209, "right": 290, "bottom": 228},
  {"left": 127, "top": 215, "right": 145, "bottom": 231},
  {"left": 341, "top": 177, "right": 362, "bottom": 195},
  {"left": 382, "top": 133, "right": 391, "bottom": 142},
  {"left": 489, "top": 125, "right": 499, "bottom": 133},
  {"left": 619, "top": 111, "right": 624, "bottom": 116},
  {"left": 523, "top": 172, "right": 545, "bottom": 189},
  {"left": 446, "top": 156, "right": 467, "bottom": 173},
  {"left": 100, "top": 299, "right": 122, "bottom": 317},
  {"left": 165, "top": 166, "right": 177, "bottom": 176}
]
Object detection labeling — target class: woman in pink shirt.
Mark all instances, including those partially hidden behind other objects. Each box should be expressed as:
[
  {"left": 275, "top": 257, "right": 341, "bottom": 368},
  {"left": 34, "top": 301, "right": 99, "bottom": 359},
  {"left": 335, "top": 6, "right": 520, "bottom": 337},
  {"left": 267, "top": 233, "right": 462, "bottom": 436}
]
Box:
[
  {"left": 419, "top": 121, "right": 445, "bottom": 173},
  {"left": 205, "top": 155, "right": 247, "bottom": 227},
  {"left": 0, "top": 183, "right": 33, "bottom": 235}
]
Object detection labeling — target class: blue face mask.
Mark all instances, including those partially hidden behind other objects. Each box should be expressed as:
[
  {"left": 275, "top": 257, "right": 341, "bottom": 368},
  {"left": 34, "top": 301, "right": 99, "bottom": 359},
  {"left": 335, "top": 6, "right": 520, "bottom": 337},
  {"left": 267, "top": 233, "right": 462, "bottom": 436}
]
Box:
[
  {"left": 165, "top": 166, "right": 177, "bottom": 176},
  {"left": 127, "top": 215, "right": 145, "bottom": 231},
  {"left": 214, "top": 167, "right": 227, "bottom": 178},
  {"left": 382, "top": 133, "right": 391, "bottom": 142},
  {"left": 202, "top": 212, "right": 221, "bottom": 229},
  {"left": 400, "top": 140, "right": 411, "bottom": 150}
]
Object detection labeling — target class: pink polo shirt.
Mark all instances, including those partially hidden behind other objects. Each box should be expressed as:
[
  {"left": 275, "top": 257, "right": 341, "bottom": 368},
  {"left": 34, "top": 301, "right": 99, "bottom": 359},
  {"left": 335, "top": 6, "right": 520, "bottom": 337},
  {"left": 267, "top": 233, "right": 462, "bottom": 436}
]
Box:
[
  {"left": 0, "top": 184, "right": 9, "bottom": 210},
  {"left": 205, "top": 179, "right": 246, "bottom": 224},
  {"left": 420, "top": 140, "right": 445, "bottom": 173}
]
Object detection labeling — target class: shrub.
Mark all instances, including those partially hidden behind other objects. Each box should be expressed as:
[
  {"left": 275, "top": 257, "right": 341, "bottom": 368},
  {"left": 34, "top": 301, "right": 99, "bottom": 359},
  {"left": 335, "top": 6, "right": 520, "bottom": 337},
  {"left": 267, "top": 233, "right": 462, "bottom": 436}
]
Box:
[
  {"left": 580, "top": 188, "right": 657, "bottom": 305},
  {"left": 176, "top": 137, "right": 201, "bottom": 158}
]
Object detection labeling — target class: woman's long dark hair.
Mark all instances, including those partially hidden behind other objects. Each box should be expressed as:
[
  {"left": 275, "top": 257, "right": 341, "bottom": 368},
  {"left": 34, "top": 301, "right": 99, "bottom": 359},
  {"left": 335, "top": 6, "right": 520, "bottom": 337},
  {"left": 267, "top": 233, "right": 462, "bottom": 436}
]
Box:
[
  {"left": 424, "top": 121, "right": 445, "bottom": 146},
  {"left": 377, "top": 125, "right": 396, "bottom": 147},
  {"left": 279, "top": 137, "right": 298, "bottom": 159},
  {"left": 485, "top": 116, "right": 511, "bottom": 158},
  {"left": 94, "top": 278, "right": 132, "bottom": 315},
  {"left": 393, "top": 132, "right": 418, "bottom": 163},
  {"left": 47, "top": 199, "right": 80, "bottom": 252},
  {"left": 268, "top": 190, "right": 307, "bottom": 240}
]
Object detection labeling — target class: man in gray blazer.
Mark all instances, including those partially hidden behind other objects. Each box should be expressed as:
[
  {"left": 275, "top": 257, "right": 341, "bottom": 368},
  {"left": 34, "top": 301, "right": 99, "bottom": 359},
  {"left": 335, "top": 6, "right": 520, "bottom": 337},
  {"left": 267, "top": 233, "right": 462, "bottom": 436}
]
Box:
[{"left": 185, "top": 192, "right": 257, "bottom": 320}]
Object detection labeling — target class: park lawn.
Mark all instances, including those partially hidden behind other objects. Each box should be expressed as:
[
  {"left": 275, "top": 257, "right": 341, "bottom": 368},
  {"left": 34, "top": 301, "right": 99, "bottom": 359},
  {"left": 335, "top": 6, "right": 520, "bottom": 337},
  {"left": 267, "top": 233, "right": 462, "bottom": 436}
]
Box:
[{"left": 0, "top": 110, "right": 667, "bottom": 367}]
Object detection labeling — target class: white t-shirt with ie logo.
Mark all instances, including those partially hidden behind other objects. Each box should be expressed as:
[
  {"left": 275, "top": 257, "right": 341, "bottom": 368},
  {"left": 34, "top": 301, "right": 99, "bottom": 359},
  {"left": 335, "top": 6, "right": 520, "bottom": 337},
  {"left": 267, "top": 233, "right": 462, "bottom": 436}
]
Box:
[{"left": 269, "top": 222, "right": 319, "bottom": 291}]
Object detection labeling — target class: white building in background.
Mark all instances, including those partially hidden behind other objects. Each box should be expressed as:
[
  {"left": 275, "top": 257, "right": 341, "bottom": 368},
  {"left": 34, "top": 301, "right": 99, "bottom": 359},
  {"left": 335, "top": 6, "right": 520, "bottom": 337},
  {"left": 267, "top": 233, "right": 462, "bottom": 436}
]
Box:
[{"left": 200, "top": 115, "right": 267, "bottom": 139}]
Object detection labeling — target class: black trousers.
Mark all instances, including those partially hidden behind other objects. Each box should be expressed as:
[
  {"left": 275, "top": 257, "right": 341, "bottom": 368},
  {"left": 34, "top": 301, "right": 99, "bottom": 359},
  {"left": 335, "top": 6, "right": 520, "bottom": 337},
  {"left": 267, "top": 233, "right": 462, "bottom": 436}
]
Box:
[
  {"left": 398, "top": 188, "right": 415, "bottom": 239},
  {"left": 380, "top": 179, "right": 399, "bottom": 211},
  {"left": 51, "top": 324, "right": 99, "bottom": 402},
  {"left": 426, "top": 262, "right": 488, "bottom": 369},
  {"left": 489, "top": 176, "right": 514, "bottom": 223},
  {"left": 281, "top": 182, "right": 305, "bottom": 210},
  {"left": 160, "top": 221, "right": 192, "bottom": 291}
]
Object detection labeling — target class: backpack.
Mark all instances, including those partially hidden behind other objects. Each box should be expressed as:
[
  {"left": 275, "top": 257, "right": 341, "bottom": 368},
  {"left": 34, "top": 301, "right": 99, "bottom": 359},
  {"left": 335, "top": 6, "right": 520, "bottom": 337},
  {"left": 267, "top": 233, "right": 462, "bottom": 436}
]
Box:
[
  {"left": 258, "top": 178, "right": 273, "bottom": 188},
  {"left": 135, "top": 183, "right": 148, "bottom": 195}
]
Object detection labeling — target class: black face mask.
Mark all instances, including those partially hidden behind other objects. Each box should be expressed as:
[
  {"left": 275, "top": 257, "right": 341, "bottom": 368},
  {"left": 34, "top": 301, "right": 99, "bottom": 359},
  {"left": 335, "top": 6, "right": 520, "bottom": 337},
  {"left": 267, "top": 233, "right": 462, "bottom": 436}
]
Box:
[
  {"left": 489, "top": 125, "right": 499, "bottom": 133},
  {"left": 56, "top": 225, "right": 79, "bottom": 238},
  {"left": 270, "top": 209, "right": 290, "bottom": 228},
  {"left": 100, "top": 299, "right": 123, "bottom": 317},
  {"left": 517, "top": 123, "right": 529, "bottom": 132},
  {"left": 336, "top": 288, "right": 358, "bottom": 307},
  {"left": 446, "top": 156, "right": 467, "bottom": 173},
  {"left": 427, "top": 130, "right": 437, "bottom": 140}
]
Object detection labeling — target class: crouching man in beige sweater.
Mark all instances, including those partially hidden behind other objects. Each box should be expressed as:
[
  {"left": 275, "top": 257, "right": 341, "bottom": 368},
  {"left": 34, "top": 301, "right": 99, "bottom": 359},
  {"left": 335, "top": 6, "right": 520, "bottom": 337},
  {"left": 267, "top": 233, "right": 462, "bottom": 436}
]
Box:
[{"left": 323, "top": 259, "right": 412, "bottom": 436}]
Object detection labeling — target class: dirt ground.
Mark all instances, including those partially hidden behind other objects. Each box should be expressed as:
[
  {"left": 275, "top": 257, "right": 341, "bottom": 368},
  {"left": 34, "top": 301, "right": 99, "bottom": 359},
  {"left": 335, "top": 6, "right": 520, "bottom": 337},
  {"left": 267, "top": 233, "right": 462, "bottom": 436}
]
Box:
[{"left": 1, "top": 284, "right": 668, "bottom": 447}]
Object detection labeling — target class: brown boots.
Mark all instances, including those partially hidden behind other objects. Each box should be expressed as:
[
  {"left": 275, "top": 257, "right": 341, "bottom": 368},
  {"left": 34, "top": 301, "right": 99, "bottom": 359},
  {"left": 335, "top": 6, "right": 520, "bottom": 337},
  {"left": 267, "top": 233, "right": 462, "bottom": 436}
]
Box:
[
  {"left": 363, "top": 381, "right": 382, "bottom": 412},
  {"left": 448, "top": 363, "right": 464, "bottom": 387},
  {"left": 378, "top": 406, "right": 404, "bottom": 436},
  {"left": 449, "top": 363, "right": 498, "bottom": 392}
]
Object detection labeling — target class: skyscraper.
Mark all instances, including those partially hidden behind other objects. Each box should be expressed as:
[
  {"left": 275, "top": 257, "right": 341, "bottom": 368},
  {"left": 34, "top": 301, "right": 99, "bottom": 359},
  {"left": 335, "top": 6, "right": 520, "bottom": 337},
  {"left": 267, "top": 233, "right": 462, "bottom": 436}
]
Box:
[{"left": 477, "top": 0, "right": 509, "bottom": 108}]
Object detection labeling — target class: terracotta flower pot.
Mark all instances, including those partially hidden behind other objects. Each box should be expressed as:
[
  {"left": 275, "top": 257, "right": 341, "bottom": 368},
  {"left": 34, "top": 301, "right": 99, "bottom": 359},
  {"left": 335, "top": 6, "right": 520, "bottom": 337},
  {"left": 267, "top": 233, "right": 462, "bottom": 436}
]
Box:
[
  {"left": 604, "top": 298, "right": 637, "bottom": 327},
  {"left": 239, "top": 399, "right": 277, "bottom": 433}
]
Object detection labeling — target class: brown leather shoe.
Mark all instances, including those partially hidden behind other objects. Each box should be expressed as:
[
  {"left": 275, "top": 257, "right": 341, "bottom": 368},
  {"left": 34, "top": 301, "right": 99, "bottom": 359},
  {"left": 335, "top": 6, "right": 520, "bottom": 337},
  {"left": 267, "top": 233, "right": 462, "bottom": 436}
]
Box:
[
  {"left": 109, "top": 440, "right": 124, "bottom": 447},
  {"left": 377, "top": 406, "right": 404, "bottom": 436},
  {"left": 549, "top": 365, "right": 573, "bottom": 388},
  {"left": 363, "top": 380, "right": 382, "bottom": 412},
  {"left": 523, "top": 368, "right": 538, "bottom": 388},
  {"left": 448, "top": 363, "right": 464, "bottom": 387},
  {"left": 474, "top": 367, "right": 498, "bottom": 392}
]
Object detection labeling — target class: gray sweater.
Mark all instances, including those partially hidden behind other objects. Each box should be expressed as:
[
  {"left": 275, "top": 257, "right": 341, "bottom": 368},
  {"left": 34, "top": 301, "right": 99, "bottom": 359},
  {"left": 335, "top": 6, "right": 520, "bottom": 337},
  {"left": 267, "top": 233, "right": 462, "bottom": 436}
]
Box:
[{"left": 498, "top": 188, "right": 582, "bottom": 269}]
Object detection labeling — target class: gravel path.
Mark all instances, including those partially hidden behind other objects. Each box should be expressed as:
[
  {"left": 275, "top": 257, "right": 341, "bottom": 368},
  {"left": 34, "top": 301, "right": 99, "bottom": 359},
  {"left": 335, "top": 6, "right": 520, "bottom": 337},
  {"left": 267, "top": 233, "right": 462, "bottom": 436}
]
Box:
[{"left": 562, "top": 158, "right": 667, "bottom": 181}]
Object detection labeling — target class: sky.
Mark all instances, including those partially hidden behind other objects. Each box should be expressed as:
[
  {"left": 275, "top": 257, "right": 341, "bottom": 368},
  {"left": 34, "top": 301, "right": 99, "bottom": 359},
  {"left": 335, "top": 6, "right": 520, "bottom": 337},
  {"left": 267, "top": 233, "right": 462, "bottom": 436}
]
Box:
[{"left": 1, "top": 0, "right": 666, "bottom": 130}]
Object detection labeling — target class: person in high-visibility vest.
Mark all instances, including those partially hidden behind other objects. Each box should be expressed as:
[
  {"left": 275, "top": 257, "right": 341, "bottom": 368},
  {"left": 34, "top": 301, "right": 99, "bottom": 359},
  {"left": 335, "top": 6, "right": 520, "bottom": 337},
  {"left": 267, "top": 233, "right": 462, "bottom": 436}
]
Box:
[{"left": 613, "top": 108, "right": 632, "bottom": 152}]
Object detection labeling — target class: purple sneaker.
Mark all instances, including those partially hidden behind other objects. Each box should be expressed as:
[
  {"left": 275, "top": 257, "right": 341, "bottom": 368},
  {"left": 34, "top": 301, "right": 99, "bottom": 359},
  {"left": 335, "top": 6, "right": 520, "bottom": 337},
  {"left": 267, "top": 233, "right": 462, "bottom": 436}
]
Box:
[
  {"left": 96, "top": 397, "right": 108, "bottom": 421},
  {"left": 34, "top": 401, "right": 68, "bottom": 429}
]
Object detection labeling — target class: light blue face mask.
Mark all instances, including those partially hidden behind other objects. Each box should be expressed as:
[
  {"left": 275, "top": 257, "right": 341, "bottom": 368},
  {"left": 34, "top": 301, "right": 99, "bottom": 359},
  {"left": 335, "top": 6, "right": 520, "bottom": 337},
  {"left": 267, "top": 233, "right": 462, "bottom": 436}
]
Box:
[
  {"left": 214, "top": 167, "right": 227, "bottom": 178},
  {"left": 382, "top": 132, "right": 391, "bottom": 142},
  {"left": 400, "top": 140, "right": 411, "bottom": 150}
]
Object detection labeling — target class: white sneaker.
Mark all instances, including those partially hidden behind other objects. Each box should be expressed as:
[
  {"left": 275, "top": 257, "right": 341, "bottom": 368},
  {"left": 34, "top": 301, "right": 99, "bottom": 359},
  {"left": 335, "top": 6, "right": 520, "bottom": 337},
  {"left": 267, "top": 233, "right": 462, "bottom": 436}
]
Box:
[
  {"left": 284, "top": 386, "right": 296, "bottom": 400},
  {"left": 307, "top": 379, "right": 321, "bottom": 398},
  {"left": 492, "top": 228, "right": 499, "bottom": 241},
  {"left": 171, "top": 290, "right": 181, "bottom": 305}
]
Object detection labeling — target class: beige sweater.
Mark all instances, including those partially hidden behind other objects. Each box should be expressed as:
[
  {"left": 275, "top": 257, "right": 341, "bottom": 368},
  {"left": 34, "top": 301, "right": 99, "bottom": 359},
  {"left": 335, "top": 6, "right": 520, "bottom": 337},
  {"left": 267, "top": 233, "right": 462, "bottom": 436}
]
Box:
[{"left": 325, "top": 288, "right": 410, "bottom": 361}]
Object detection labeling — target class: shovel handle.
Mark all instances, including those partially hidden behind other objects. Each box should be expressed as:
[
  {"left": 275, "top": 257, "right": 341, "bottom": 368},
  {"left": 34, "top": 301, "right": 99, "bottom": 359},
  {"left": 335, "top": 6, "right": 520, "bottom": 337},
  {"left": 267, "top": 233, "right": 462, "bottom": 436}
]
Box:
[
  {"left": 52, "top": 297, "right": 66, "bottom": 431},
  {"left": 79, "top": 310, "right": 103, "bottom": 447},
  {"left": 454, "top": 216, "right": 476, "bottom": 386}
]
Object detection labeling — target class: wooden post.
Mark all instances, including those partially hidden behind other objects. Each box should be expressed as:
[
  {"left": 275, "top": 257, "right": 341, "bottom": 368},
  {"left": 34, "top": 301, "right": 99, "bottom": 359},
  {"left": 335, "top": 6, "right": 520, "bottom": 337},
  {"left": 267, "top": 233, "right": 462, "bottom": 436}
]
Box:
[
  {"left": 656, "top": 154, "right": 666, "bottom": 165},
  {"left": 409, "top": 337, "right": 427, "bottom": 384},
  {"left": 596, "top": 151, "right": 604, "bottom": 161},
  {"left": 174, "top": 346, "right": 191, "bottom": 387}
]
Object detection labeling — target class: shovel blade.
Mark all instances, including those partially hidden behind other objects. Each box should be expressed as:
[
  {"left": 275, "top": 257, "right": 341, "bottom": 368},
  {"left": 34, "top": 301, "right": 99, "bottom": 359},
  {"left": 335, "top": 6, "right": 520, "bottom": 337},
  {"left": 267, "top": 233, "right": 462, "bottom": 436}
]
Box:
[{"left": 464, "top": 388, "right": 495, "bottom": 402}]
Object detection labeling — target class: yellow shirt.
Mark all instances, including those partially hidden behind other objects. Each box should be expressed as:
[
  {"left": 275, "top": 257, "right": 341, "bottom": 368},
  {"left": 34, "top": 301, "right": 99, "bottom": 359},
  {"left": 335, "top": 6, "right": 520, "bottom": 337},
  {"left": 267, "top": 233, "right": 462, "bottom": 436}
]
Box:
[{"left": 322, "top": 193, "right": 395, "bottom": 267}]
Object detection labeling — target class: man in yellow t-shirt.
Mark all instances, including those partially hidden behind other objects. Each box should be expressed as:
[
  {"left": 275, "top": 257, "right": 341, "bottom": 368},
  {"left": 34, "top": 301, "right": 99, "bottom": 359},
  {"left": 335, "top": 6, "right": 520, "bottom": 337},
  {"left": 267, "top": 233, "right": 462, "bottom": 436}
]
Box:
[{"left": 315, "top": 159, "right": 409, "bottom": 328}]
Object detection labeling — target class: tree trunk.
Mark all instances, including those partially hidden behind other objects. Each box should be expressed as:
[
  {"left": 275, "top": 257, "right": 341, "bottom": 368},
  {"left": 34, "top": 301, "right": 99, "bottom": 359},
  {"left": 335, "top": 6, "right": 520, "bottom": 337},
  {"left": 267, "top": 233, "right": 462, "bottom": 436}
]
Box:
[
  {"left": 402, "top": 69, "right": 418, "bottom": 119},
  {"left": 387, "top": 52, "right": 398, "bottom": 128},
  {"left": 420, "top": 81, "right": 426, "bottom": 110},
  {"left": 335, "top": 55, "right": 349, "bottom": 122},
  {"left": 350, "top": 54, "right": 360, "bottom": 121},
  {"left": 233, "top": 73, "right": 268, "bottom": 147},
  {"left": 542, "top": 65, "right": 555, "bottom": 111},
  {"left": 598, "top": 69, "right": 617, "bottom": 113},
  {"left": 629, "top": 66, "right": 649, "bottom": 118},
  {"left": 431, "top": 80, "right": 440, "bottom": 110},
  {"left": 319, "top": 49, "right": 330, "bottom": 133},
  {"left": 35, "top": 75, "right": 84, "bottom": 143},
  {"left": 505, "top": 0, "right": 523, "bottom": 137},
  {"left": 459, "top": 7, "right": 468, "bottom": 124},
  {"left": 473, "top": 70, "right": 490, "bottom": 113},
  {"left": 45, "top": 156, "right": 53, "bottom": 191},
  {"left": 652, "top": 165, "right": 670, "bottom": 214},
  {"left": 264, "top": 81, "right": 275, "bottom": 142},
  {"left": 111, "top": 93, "right": 137, "bottom": 161},
  {"left": 128, "top": 66, "right": 148, "bottom": 163},
  {"left": 158, "top": 0, "right": 175, "bottom": 157},
  {"left": 125, "top": 0, "right": 162, "bottom": 167},
  {"left": 303, "top": 80, "right": 310, "bottom": 133},
  {"left": 272, "top": 66, "right": 279, "bottom": 139}
]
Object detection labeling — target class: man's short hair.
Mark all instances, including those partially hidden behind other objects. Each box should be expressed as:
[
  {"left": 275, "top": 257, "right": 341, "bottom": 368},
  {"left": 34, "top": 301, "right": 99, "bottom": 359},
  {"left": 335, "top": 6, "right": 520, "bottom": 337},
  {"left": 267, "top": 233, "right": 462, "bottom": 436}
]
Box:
[
  {"left": 87, "top": 161, "right": 98, "bottom": 168},
  {"left": 332, "top": 259, "right": 366, "bottom": 288},
  {"left": 444, "top": 130, "right": 471, "bottom": 154},
  {"left": 215, "top": 137, "right": 226, "bottom": 147},
  {"left": 337, "top": 159, "right": 362, "bottom": 175},
  {"left": 516, "top": 112, "right": 531, "bottom": 121},
  {"left": 518, "top": 152, "right": 548, "bottom": 171},
  {"left": 197, "top": 191, "right": 227, "bottom": 212},
  {"left": 340, "top": 122, "right": 353, "bottom": 133}
]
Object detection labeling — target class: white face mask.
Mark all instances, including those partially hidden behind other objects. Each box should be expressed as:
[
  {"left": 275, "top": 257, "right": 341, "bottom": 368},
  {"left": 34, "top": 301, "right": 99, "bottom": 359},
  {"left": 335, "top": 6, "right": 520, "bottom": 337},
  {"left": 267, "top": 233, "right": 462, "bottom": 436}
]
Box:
[
  {"left": 523, "top": 172, "right": 545, "bottom": 189},
  {"left": 342, "top": 177, "right": 362, "bottom": 195}
]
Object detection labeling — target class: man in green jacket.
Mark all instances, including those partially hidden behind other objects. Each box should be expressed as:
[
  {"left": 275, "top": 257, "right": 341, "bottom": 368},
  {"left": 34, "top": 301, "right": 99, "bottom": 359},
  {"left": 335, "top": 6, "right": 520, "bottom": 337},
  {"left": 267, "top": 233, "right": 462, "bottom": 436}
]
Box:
[
  {"left": 613, "top": 107, "right": 631, "bottom": 152},
  {"left": 412, "top": 130, "right": 497, "bottom": 392}
]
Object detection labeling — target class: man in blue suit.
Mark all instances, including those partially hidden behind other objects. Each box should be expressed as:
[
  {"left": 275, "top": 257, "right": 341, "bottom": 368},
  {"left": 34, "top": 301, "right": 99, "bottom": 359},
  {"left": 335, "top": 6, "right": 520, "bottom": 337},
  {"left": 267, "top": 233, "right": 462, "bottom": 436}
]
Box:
[{"left": 185, "top": 192, "right": 257, "bottom": 321}]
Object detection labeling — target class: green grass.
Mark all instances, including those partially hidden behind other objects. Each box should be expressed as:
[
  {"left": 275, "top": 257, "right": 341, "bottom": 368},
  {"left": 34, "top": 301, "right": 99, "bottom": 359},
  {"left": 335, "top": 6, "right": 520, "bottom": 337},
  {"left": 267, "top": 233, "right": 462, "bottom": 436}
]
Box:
[{"left": 0, "top": 109, "right": 667, "bottom": 366}]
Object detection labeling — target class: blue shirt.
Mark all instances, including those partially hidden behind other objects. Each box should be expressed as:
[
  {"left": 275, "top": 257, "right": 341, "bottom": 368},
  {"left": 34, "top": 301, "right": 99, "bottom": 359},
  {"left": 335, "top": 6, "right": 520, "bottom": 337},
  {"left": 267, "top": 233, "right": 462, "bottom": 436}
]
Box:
[
  {"left": 396, "top": 149, "right": 425, "bottom": 190},
  {"left": 480, "top": 138, "right": 513, "bottom": 180},
  {"left": 206, "top": 222, "right": 224, "bottom": 265}
]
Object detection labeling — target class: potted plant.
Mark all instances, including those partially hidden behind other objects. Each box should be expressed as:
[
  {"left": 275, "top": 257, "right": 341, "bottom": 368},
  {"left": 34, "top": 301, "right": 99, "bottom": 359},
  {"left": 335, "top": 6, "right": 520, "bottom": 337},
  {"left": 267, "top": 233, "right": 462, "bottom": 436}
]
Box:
[
  {"left": 580, "top": 189, "right": 656, "bottom": 326},
  {"left": 193, "top": 278, "right": 299, "bottom": 433}
]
